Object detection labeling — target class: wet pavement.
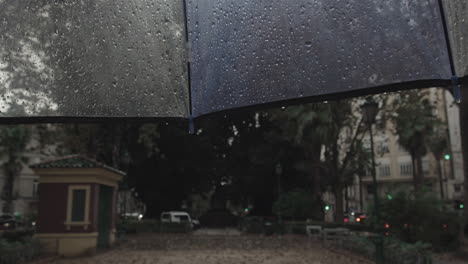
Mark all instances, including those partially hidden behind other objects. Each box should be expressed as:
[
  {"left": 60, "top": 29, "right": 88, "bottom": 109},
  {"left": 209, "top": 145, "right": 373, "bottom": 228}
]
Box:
[{"left": 30, "top": 233, "right": 372, "bottom": 264}]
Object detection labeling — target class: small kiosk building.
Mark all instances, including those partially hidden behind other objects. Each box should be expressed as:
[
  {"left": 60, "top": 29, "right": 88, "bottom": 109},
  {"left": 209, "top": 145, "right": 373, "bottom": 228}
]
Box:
[{"left": 30, "top": 155, "right": 124, "bottom": 256}]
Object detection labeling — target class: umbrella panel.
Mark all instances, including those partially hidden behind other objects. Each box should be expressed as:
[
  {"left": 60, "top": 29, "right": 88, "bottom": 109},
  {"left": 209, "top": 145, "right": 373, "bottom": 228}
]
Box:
[
  {"left": 188, "top": 0, "right": 452, "bottom": 116},
  {"left": 442, "top": 0, "right": 468, "bottom": 77},
  {"left": 0, "top": 0, "right": 189, "bottom": 118}
]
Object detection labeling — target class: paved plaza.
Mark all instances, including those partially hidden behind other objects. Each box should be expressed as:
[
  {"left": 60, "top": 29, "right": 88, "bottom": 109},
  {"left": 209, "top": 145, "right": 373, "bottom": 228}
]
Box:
[{"left": 30, "top": 233, "right": 371, "bottom": 264}]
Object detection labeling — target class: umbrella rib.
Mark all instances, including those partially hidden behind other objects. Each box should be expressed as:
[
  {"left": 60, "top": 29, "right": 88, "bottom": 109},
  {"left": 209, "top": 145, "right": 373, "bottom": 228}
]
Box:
[
  {"left": 182, "top": 0, "right": 195, "bottom": 130},
  {"left": 436, "top": 0, "right": 457, "bottom": 77}
]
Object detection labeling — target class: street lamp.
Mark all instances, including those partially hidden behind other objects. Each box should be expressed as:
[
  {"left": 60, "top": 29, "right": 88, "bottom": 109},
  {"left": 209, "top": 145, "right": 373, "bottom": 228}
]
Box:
[{"left": 361, "top": 97, "right": 384, "bottom": 264}]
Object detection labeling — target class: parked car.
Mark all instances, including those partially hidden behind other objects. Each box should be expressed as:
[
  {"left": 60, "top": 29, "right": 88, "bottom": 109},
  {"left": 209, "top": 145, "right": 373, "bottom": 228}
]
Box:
[
  {"left": 350, "top": 212, "right": 367, "bottom": 224},
  {"left": 161, "top": 211, "right": 200, "bottom": 229},
  {"left": 0, "top": 214, "right": 17, "bottom": 230}
]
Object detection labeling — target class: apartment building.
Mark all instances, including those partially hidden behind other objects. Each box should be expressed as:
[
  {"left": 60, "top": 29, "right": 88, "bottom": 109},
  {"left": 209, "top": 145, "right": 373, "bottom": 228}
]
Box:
[{"left": 345, "top": 88, "right": 464, "bottom": 212}]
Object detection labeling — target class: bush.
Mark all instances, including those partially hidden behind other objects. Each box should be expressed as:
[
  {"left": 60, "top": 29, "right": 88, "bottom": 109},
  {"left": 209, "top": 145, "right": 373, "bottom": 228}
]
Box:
[
  {"left": 273, "top": 189, "right": 322, "bottom": 221},
  {"left": 239, "top": 216, "right": 264, "bottom": 234},
  {"left": 338, "top": 235, "right": 432, "bottom": 264},
  {"left": 0, "top": 229, "right": 34, "bottom": 242},
  {"left": 368, "top": 189, "right": 460, "bottom": 251},
  {"left": 0, "top": 238, "right": 42, "bottom": 264},
  {"left": 117, "top": 219, "right": 191, "bottom": 234}
]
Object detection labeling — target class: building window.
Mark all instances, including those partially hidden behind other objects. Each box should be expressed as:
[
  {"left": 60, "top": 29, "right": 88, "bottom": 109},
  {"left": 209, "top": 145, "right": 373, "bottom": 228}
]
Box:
[
  {"left": 378, "top": 165, "right": 391, "bottom": 177},
  {"left": 422, "top": 159, "right": 430, "bottom": 174},
  {"left": 400, "top": 163, "right": 413, "bottom": 177},
  {"left": 65, "top": 185, "right": 91, "bottom": 229},
  {"left": 377, "top": 141, "right": 389, "bottom": 155}
]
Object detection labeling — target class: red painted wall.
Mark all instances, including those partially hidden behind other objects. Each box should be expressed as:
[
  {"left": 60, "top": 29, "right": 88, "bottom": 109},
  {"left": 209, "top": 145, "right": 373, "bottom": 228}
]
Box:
[{"left": 37, "top": 183, "right": 97, "bottom": 233}]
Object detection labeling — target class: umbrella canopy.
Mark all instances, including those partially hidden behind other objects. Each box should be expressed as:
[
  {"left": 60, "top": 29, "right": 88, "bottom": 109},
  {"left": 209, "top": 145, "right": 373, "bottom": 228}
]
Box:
[{"left": 0, "top": 0, "right": 466, "bottom": 120}]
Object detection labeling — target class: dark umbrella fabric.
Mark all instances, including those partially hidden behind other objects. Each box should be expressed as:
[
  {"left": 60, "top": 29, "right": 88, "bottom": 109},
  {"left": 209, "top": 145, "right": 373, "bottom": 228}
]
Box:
[{"left": 0, "top": 0, "right": 466, "bottom": 120}]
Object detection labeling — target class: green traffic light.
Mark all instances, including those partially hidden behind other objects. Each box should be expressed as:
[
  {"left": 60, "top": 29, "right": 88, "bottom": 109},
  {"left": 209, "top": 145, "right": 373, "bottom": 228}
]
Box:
[
  {"left": 444, "top": 154, "right": 451, "bottom": 160},
  {"left": 386, "top": 194, "right": 393, "bottom": 200},
  {"left": 325, "top": 205, "right": 330, "bottom": 211},
  {"left": 460, "top": 204, "right": 465, "bottom": 209}
]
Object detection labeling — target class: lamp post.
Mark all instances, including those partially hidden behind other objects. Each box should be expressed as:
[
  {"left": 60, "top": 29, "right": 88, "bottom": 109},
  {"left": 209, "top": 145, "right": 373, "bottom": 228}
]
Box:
[
  {"left": 361, "top": 98, "right": 384, "bottom": 264},
  {"left": 275, "top": 162, "right": 283, "bottom": 223}
]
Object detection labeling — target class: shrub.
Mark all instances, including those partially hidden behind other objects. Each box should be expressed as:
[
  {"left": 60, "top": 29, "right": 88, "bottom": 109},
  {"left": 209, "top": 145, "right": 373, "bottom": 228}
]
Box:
[
  {"left": 0, "top": 229, "right": 34, "bottom": 242},
  {"left": 273, "top": 189, "right": 322, "bottom": 221},
  {"left": 117, "top": 219, "right": 191, "bottom": 234},
  {"left": 239, "top": 216, "right": 264, "bottom": 234},
  {"left": 338, "top": 235, "right": 432, "bottom": 264},
  {"left": 0, "top": 238, "right": 42, "bottom": 264},
  {"left": 368, "top": 189, "right": 460, "bottom": 251}
]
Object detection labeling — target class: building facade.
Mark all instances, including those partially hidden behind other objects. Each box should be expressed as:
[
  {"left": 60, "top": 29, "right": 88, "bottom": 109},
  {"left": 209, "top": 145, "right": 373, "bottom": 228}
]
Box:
[
  {"left": 321, "top": 88, "right": 465, "bottom": 220},
  {"left": 348, "top": 88, "right": 464, "bottom": 212}
]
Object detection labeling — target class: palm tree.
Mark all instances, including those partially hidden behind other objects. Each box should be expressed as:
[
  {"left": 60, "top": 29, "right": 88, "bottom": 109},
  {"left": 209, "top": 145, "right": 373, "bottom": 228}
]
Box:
[
  {"left": 392, "top": 90, "right": 441, "bottom": 191},
  {"left": 428, "top": 128, "right": 449, "bottom": 199}
]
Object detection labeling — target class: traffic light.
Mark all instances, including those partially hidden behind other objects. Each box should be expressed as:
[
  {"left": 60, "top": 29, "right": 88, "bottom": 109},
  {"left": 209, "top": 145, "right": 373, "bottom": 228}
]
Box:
[
  {"left": 324, "top": 205, "right": 331, "bottom": 211},
  {"left": 386, "top": 193, "right": 393, "bottom": 200},
  {"left": 444, "top": 154, "right": 451, "bottom": 161},
  {"left": 454, "top": 200, "right": 464, "bottom": 210}
]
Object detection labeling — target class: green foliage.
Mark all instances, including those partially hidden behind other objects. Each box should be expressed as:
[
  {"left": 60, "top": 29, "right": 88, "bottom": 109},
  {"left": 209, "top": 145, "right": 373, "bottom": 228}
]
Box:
[
  {"left": 392, "top": 91, "right": 440, "bottom": 156},
  {"left": 239, "top": 216, "right": 265, "bottom": 234},
  {"left": 339, "top": 235, "right": 432, "bottom": 264},
  {"left": 0, "top": 125, "right": 32, "bottom": 213},
  {"left": 391, "top": 90, "right": 445, "bottom": 190},
  {"left": 272, "top": 189, "right": 321, "bottom": 220},
  {"left": 370, "top": 189, "right": 460, "bottom": 251},
  {"left": 0, "top": 229, "right": 34, "bottom": 242},
  {"left": 0, "top": 238, "right": 42, "bottom": 264}
]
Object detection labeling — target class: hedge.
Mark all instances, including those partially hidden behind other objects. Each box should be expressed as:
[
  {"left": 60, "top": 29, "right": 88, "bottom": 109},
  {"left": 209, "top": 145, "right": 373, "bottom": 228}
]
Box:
[
  {"left": 239, "top": 217, "right": 372, "bottom": 235},
  {"left": 118, "top": 219, "right": 191, "bottom": 234},
  {"left": 0, "top": 238, "right": 42, "bottom": 264}
]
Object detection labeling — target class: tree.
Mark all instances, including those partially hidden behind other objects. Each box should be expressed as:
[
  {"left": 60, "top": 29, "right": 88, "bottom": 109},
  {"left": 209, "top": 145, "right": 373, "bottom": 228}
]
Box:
[
  {"left": 273, "top": 189, "right": 321, "bottom": 221},
  {"left": 269, "top": 104, "right": 329, "bottom": 198},
  {"left": 375, "top": 188, "right": 459, "bottom": 250},
  {"left": 429, "top": 127, "right": 449, "bottom": 199},
  {"left": 392, "top": 90, "right": 443, "bottom": 191},
  {"left": 269, "top": 99, "right": 371, "bottom": 222},
  {"left": 320, "top": 99, "right": 371, "bottom": 223},
  {"left": 0, "top": 126, "right": 31, "bottom": 214}
]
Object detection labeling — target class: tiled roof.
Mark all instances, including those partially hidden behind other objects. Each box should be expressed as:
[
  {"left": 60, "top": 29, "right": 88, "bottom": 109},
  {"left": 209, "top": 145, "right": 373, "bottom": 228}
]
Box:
[{"left": 30, "top": 155, "right": 126, "bottom": 176}]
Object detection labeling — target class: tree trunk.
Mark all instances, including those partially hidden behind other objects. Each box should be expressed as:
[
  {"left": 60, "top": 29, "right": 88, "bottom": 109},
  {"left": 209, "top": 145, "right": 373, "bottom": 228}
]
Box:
[
  {"left": 1, "top": 154, "right": 16, "bottom": 214},
  {"left": 1, "top": 171, "right": 14, "bottom": 214},
  {"left": 305, "top": 145, "right": 322, "bottom": 199},
  {"left": 416, "top": 156, "right": 424, "bottom": 190},
  {"left": 411, "top": 155, "right": 420, "bottom": 192},
  {"left": 359, "top": 175, "right": 364, "bottom": 211},
  {"left": 306, "top": 147, "right": 324, "bottom": 220},
  {"left": 436, "top": 159, "right": 444, "bottom": 199},
  {"left": 458, "top": 84, "right": 468, "bottom": 246},
  {"left": 111, "top": 123, "right": 122, "bottom": 168},
  {"left": 345, "top": 187, "right": 349, "bottom": 213},
  {"left": 334, "top": 185, "right": 344, "bottom": 223}
]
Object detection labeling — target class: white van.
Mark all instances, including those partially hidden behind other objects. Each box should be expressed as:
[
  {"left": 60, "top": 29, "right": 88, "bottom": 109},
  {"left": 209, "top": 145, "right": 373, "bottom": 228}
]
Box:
[{"left": 161, "top": 211, "right": 199, "bottom": 229}]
